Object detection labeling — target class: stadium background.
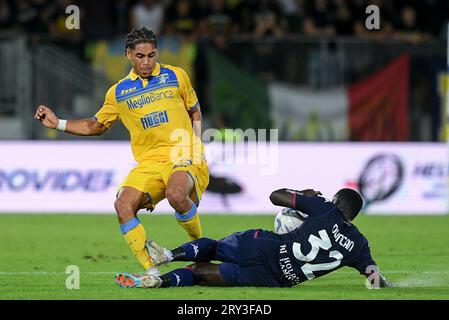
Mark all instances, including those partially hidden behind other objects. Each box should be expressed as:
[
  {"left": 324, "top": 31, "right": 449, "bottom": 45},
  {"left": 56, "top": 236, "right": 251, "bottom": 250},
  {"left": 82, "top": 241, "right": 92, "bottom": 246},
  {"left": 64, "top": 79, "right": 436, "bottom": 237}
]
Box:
[{"left": 0, "top": 0, "right": 449, "bottom": 300}]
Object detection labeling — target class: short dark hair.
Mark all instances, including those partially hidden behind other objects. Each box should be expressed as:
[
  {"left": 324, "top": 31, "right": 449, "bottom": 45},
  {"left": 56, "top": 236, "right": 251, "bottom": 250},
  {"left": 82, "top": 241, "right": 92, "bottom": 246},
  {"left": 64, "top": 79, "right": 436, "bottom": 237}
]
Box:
[
  {"left": 333, "top": 188, "right": 363, "bottom": 221},
  {"left": 125, "top": 27, "right": 158, "bottom": 55}
]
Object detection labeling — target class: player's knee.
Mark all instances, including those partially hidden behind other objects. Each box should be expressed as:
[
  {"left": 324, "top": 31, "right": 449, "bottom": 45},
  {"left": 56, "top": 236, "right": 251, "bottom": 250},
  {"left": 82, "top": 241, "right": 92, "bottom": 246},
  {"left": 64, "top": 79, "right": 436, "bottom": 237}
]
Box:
[
  {"left": 166, "top": 188, "right": 187, "bottom": 206},
  {"left": 114, "top": 198, "right": 134, "bottom": 221}
]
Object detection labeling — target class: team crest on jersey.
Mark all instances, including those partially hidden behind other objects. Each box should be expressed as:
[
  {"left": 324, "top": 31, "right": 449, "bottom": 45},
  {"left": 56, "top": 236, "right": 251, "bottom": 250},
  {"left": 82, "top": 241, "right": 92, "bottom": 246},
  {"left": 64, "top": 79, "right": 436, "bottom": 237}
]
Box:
[{"left": 156, "top": 73, "right": 169, "bottom": 85}]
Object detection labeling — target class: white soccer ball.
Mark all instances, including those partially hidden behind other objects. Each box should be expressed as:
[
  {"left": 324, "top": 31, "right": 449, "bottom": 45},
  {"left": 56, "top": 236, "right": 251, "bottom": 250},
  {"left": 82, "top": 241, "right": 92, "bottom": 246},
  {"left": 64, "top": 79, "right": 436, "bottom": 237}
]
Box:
[{"left": 274, "top": 208, "right": 306, "bottom": 235}]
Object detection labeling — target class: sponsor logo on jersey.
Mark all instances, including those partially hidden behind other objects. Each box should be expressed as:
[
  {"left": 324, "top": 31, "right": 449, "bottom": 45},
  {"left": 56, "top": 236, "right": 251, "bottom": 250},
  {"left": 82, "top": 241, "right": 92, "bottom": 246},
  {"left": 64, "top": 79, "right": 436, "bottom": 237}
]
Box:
[
  {"left": 278, "top": 245, "right": 301, "bottom": 285},
  {"left": 121, "top": 87, "right": 137, "bottom": 95},
  {"left": 140, "top": 110, "right": 169, "bottom": 129},
  {"left": 126, "top": 90, "right": 174, "bottom": 110}
]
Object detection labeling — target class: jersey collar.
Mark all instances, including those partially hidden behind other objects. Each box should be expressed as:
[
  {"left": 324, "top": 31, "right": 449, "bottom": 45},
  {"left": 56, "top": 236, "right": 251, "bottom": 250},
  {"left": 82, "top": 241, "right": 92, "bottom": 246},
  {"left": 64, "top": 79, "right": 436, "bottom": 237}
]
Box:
[{"left": 129, "top": 63, "right": 161, "bottom": 81}]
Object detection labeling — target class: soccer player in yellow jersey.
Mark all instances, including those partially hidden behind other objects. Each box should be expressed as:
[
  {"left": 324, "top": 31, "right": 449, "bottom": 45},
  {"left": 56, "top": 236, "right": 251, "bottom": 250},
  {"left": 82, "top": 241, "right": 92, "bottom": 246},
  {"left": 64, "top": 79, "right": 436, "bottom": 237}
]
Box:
[{"left": 34, "top": 27, "right": 209, "bottom": 275}]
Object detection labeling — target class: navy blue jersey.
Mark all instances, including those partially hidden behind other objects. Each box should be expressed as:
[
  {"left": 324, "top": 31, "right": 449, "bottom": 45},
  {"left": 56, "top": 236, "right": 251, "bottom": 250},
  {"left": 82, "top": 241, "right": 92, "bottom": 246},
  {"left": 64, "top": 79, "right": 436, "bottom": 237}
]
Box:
[{"left": 266, "top": 195, "right": 376, "bottom": 287}]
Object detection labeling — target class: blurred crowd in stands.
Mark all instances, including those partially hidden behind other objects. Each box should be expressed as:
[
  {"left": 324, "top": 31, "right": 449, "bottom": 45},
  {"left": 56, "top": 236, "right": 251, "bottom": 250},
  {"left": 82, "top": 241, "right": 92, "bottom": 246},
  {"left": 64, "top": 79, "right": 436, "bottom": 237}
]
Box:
[
  {"left": 1, "top": 0, "right": 449, "bottom": 58},
  {"left": 0, "top": 0, "right": 446, "bottom": 140}
]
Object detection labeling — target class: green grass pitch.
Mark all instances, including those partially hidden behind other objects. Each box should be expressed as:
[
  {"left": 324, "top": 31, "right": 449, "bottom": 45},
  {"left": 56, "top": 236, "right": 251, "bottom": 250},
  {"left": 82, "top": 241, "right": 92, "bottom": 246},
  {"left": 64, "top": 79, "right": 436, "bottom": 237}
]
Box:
[{"left": 0, "top": 213, "right": 448, "bottom": 300}]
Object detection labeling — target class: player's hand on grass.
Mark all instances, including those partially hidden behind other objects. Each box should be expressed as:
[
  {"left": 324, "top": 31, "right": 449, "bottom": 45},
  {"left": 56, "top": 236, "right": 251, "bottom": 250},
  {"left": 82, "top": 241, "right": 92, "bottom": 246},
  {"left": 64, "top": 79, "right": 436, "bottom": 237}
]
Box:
[
  {"left": 379, "top": 273, "right": 393, "bottom": 288},
  {"left": 34, "top": 105, "right": 58, "bottom": 129},
  {"left": 366, "top": 272, "right": 393, "bottom": 289}
]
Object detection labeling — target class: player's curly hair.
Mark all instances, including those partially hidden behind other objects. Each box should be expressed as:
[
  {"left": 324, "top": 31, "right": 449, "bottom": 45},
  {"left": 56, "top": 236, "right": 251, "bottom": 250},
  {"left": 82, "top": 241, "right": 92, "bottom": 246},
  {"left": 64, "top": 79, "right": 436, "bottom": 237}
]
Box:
[{"left": 124, "top": 27, "right": 158, "bottom": 55}]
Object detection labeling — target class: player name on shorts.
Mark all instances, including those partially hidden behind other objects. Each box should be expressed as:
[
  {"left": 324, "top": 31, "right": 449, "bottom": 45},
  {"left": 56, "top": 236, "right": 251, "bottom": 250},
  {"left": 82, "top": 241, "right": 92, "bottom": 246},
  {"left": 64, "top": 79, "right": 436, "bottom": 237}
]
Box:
[
  {"left": 332, "top": 224, "right": 355, "bottom": 252},
  {"left": 126, "top": 90, "right": 174, "bottom": 110},
  {"left": 279, "top": 244, "right": 301, "bottom": 285},
  {"left": 140, "top": 110, "right": 169, "bottom": 129}
]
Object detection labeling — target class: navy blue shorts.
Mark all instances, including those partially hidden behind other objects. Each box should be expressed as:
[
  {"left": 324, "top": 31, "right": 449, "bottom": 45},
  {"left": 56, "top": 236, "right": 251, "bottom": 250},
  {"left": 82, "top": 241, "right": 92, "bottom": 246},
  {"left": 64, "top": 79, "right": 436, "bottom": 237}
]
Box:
[{"left": 215, "top": 229, "right": 283, "bottom": 287}]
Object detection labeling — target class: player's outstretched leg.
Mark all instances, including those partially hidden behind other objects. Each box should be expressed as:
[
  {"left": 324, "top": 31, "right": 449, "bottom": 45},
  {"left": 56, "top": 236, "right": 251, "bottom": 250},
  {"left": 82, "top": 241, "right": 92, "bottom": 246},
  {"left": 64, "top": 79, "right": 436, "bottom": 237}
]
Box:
[
  {"left": 115, "top": 263, "right": 226, "bottom": 288},
  {"left": 166, "top": 171, "right": 203, "bottom": 240},
  {"left": 146, "top": 238, "right": 218, "bottom": 266},
  {"left": 115, "top": 267, "right": 194, "bottom": 288}
]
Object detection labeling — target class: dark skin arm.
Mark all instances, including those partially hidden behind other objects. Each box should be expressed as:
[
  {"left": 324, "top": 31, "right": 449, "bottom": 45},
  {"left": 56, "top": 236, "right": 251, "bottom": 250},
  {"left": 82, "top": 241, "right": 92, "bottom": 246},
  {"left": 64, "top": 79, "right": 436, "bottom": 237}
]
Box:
[{"left": 270, "top": 188, "right": 322, "bottom": 209}]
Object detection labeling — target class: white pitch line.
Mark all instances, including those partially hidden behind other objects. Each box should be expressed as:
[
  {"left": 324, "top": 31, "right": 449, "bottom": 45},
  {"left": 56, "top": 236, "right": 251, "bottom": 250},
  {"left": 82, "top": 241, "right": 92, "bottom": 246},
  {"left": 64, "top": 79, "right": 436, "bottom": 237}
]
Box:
[
  {"left": 0, "top": 271, "right": 119, "bottom": 275},
  {"left": 0, "top": 270, "right": 448, "bottom": 275},
  {"left": 337, "top": 270, "right": 449, "bottom": 274},
  {"left": 391, "top": 271, "right": 449, "bottom": 274}
]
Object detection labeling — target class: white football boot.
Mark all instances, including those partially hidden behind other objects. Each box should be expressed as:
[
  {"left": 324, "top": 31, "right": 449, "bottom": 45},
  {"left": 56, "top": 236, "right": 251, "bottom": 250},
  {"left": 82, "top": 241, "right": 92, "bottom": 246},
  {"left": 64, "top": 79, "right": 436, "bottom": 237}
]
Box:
[
  {"left": 115, "top": 272, "right": 162, "bottom": 289},
  {"left": 145, "top": 240, "right": 173, "bottom": 266}
]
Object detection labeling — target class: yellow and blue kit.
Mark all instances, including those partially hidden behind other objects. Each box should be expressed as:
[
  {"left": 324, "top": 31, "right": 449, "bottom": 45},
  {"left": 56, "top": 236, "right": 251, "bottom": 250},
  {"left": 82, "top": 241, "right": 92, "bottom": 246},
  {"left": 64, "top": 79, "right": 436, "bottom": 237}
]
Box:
[
  {"left": 94, "top": 63, "right": 209, "bottom": 270},
  {"left": 94, "top": 63, "right": 209, "bottom": 210},
  {"left": 95, "top": 63, "right": 209, "bottom": 270}
]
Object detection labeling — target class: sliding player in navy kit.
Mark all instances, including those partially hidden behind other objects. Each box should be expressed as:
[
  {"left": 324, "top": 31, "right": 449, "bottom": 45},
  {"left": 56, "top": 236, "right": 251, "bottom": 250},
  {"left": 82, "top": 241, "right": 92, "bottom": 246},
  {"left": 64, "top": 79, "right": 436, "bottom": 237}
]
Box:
[{"left": 115, "top": 188, "right": 392, "bottom": 289}]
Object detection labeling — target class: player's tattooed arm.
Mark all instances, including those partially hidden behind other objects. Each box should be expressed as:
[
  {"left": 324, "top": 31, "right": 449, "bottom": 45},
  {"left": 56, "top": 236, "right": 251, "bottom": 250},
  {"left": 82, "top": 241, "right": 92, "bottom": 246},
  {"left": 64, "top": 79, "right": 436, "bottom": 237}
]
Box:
[{"left": 270, "top": 188, "right": 322, "bottom": 209}]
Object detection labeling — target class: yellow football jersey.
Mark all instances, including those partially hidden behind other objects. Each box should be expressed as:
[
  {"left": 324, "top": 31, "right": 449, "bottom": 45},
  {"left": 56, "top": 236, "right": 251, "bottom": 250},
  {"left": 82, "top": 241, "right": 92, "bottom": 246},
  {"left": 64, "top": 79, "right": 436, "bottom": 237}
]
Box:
[{"left": 94, "top": 63, "right": 202, "bottom": 163}]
